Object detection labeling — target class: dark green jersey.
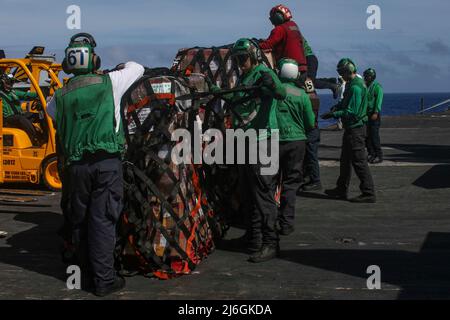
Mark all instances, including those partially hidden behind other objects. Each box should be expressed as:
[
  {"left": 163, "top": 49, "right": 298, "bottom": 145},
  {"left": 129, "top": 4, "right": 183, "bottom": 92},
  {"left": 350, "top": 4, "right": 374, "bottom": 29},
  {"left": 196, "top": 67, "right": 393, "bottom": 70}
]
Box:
[
  {"left": 333, "top": 76, "right": 368, "bottom": 129},
  {"left": 0, "top": 90, "right": 37, "bottom": 117},
  {"left": 55, "top": 74, "right": 124, "bottom": 165},
  {"left": 231, "top": 64, "right": 286, "bottom": 140},
  {"left": 367, "top": 81, "right": 383, "bottom": 114},
  {"left": 276, "top": 81, "right": 315, "bottom": 141}
]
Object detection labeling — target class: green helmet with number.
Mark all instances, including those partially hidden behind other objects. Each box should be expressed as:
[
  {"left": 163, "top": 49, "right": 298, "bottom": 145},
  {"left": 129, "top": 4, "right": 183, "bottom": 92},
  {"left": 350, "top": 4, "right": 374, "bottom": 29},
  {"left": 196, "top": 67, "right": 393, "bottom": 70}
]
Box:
[
  {"left": 337, "top": 58, "right": 357, "bottom": 76},
  {"left": 277, "top": 58, "right": 298, "bottom": 81},
  {"left": 232, "top": 38, "right": 262, "bottom": 64},
  {"left": 62, "top": 33, "right": 101, "bottom": 75},
  {"left": 363, "top": 68, "right": 376, "bottom": 82}
]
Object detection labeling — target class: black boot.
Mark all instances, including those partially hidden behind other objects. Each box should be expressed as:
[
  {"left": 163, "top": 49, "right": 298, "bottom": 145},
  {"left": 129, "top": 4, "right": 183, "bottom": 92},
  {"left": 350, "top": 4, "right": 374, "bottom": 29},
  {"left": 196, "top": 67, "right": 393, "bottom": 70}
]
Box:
[
  {"left": 325, "top": 188, "right": 348, "bottom": 200},
  {"left": 94, "top": 276, "right": 126, "bottom": 297},
  {"left": 371, "top": 156, "right": 383, "bottom": 164},
  {"left": 278, "top": 224, "right": 295, "bottom": 236},
  {"left": 315, "top": 78, "right": 340, "bottom": 99},
  {"left": 349, "top": 193, "right": 377, "bottom": 203},
  {"left": 248, "top": 244, "right": 280, "bottom": 263},
  {"left": 302, "top": 181, "right": 322, "bottom": 192},
  {"left": 222, "top": 232, "right": 262, "bottom": 253}
]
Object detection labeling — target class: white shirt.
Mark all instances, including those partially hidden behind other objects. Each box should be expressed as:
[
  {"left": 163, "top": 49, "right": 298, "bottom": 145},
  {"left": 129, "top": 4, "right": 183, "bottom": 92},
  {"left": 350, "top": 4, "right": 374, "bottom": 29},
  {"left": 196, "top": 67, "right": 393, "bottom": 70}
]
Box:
[{"left": 47, "top": 61, "right": 145, "bottom": 132}]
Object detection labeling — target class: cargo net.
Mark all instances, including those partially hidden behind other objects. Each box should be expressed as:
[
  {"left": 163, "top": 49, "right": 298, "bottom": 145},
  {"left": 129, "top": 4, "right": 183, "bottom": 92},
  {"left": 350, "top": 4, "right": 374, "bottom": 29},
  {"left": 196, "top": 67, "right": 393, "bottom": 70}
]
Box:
[
  {"left": 117, "top": 71, "right": 225, "bottom": 279},
  {"left": 171, "top": 44, "right": 320, "bottom": 125},
  {"left": 168, "top": 45, "right": 319, "bottom": 234},
  {"left": 170, "top": 46, "right": 277, "bottom": 226},
  {"left": 116, "top": 45, "right": 282, "bottom": 279},
  {"left": 171, "top": 44, "right": 274, "bottom": 89}
]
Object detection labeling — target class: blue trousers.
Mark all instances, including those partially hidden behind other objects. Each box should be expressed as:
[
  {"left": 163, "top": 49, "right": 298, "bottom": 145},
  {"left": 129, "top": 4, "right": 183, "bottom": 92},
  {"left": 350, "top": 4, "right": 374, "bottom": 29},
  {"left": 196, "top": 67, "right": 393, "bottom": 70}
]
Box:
[
  {"left": 366, "top": 117, "right": 382, "bottom": 158},
  {"left": 304, "top": 128, "right": 321, "bottom": 184},
  {"left": 68, "top": 155, "right": 123, "bottom": 289}
]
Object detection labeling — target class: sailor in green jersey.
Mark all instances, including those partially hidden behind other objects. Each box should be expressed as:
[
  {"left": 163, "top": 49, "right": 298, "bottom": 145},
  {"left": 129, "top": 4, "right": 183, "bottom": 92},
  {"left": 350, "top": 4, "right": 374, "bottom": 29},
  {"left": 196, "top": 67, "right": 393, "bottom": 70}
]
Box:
[
  {"left": 0, "top": 73, "right": 40, "bottom": 145},
  {"left": 322, "top": 58, "right": 376, "bottom": 203},
  {"left": 275, "top": 58, "right": 315, "bottom": 236},
  {"left": 364, "top": 68, "right": 384, "bottom": 164},
  {"left": 302, "top": 37, "right": 340, "bottom": 98},
  {"left": 47, "top": 33, "right": 144, "bottom": 296},
  {"left": 227, "top": 38, "right": 286, "bottom": 263},
  {"left": 230, "top": 45, "right": 286, "bottom": 139}
]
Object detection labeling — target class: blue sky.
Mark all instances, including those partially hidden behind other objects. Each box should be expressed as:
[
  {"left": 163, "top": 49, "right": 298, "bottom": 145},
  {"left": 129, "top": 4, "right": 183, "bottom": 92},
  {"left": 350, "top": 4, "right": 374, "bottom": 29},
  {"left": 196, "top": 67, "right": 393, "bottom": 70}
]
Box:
[{"left": 1, "top": 0, "right": 449, "bottom": 93}]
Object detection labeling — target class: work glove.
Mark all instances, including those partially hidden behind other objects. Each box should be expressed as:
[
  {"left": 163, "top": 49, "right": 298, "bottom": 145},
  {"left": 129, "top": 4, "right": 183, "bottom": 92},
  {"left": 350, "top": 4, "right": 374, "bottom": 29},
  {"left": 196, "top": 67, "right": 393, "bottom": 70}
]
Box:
[
  {"left": 320, "top": 112, "right": 334, "bottom": 120},
  {"left": 103, "top": 63, "right": 126, "bottom": 74},
  {"left": 258, "top": 71, "right": 276, "bottom": 91},
  {"left": 114, "top": 63, "right": 126, "bottom": 70}
]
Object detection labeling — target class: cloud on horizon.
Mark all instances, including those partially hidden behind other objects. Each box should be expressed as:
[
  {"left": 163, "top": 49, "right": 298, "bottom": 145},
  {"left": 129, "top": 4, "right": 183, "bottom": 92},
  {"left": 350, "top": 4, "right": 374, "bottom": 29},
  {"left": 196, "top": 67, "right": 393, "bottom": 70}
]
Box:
[{"left": 425, "top": 40, "right": 450, "bottom": 56}]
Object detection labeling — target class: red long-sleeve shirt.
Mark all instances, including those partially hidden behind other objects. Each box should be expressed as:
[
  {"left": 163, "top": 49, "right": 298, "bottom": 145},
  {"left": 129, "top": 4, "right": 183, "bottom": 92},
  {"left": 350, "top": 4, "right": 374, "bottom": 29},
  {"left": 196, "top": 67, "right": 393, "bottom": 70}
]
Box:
[{"left": 260, "top": 21, "right": 307, "bottom": 72}]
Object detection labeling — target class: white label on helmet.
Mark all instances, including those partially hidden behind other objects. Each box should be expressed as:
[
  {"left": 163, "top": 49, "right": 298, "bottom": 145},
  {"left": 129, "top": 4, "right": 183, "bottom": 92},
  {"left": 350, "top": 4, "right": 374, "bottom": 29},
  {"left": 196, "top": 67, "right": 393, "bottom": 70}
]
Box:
[
  {"left": 66, "top": 47, "right": 90, "bottom": 69},
  {"left": 151, "top": 82, "right": 172, "bottom": 94}
]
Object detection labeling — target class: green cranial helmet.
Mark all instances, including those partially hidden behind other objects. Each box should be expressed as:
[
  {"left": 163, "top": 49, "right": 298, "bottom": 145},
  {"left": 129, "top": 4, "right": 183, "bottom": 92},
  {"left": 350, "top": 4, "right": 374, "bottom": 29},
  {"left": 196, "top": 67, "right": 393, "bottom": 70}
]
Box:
[
  {"left": 278, "top": 58, "right": 298, "bottom": 80},
  {"left": 232, "top": 38, "right": 262, "bottom": 65},
  {"left": 363, "top": 68, "right": 376, "bottom": 82},
  {"left": 337, "top": 58, "right": 357, "bottom": 76},
  {"left": 62, "top": 33, "right": 101, "bottom": 75}
]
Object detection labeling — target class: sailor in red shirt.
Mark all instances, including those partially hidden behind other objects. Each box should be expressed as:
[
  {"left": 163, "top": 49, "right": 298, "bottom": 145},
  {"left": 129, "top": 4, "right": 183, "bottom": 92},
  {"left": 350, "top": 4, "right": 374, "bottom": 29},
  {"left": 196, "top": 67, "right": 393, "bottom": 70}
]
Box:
[{"left": 260, "top": 4, "right": 308, "bottom": 73}]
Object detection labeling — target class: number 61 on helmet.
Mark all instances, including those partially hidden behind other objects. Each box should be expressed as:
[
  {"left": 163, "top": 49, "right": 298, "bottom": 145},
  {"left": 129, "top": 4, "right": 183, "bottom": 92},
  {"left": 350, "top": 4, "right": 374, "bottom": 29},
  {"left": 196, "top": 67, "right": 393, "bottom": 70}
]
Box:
[{"left": 62, "top": 33, "right": 101, "bottom": 75}]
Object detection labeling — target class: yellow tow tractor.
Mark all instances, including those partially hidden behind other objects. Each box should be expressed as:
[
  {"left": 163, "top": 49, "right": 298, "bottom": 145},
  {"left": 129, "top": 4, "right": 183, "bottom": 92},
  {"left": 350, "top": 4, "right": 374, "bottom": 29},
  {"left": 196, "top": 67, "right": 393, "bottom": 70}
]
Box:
[{"left": 0, "top": 47, "right": 62, "bottom": 190}]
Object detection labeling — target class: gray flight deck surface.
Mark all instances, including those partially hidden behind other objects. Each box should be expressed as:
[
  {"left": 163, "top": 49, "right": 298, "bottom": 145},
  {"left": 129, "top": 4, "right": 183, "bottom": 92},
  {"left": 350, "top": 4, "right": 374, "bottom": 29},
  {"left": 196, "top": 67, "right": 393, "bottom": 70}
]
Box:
[{"left": 0, "top": 112, "right": 449, "bottom": 300}]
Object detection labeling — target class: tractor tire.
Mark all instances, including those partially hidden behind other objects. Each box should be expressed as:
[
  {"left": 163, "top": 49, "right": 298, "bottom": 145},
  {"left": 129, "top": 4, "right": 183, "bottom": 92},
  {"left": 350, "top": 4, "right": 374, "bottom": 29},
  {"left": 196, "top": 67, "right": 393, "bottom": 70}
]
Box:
[{"left": 41, "top": 155, "right": 62, "bottom": 191}]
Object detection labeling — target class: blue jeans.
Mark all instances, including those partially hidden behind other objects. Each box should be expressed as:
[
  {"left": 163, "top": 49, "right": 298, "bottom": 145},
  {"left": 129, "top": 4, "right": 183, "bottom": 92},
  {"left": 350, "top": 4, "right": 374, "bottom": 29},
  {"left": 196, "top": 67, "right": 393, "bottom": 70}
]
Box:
[{"left": 304, "top": 128, "right": 321, "bottom": 184}]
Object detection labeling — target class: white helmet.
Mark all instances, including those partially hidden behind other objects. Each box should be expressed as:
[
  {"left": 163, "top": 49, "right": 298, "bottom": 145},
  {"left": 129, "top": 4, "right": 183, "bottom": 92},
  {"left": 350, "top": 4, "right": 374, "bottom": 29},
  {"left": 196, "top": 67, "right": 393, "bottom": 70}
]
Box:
[{"left": 278, "top": 58, "right": 299, "bottom": 80}]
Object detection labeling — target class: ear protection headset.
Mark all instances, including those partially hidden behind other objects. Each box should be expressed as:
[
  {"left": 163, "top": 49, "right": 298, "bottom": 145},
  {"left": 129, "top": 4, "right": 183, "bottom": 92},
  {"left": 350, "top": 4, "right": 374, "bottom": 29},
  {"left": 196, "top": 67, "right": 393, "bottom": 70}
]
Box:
[
  {"left": 270, "top": 11, "right": 285, "bottom": 26},
  {"left": 363, "top": 68, "right": 377, "bottom": 82},
  {"left": 269, "top": 5, "right": 293, "bottom": 26},
  {"left": 62, "top": 33, "right": 101, "bottom": 75},
  {"left": 248, "top": 39, "right": 263, "bottom": 64},
  {"left": 337, "top": 58, "right": 357, "bottom": 76},
  {"left": 232, "top": 38, "right": 263, "bottom": 66}
]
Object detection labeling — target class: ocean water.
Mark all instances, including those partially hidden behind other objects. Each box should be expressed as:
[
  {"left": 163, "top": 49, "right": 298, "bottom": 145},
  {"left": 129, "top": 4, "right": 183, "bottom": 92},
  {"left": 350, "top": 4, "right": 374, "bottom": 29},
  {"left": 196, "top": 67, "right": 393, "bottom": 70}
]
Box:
[{"left": 318, "top": 92, "right": 450, "bottom": 128}]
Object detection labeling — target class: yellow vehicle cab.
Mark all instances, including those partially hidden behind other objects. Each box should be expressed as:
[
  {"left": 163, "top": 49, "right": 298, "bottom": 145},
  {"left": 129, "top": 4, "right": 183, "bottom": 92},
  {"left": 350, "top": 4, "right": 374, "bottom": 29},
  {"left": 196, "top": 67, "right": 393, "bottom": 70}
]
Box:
[{"left": 0, "top": 47, "right": 62, "bottom": 190}]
